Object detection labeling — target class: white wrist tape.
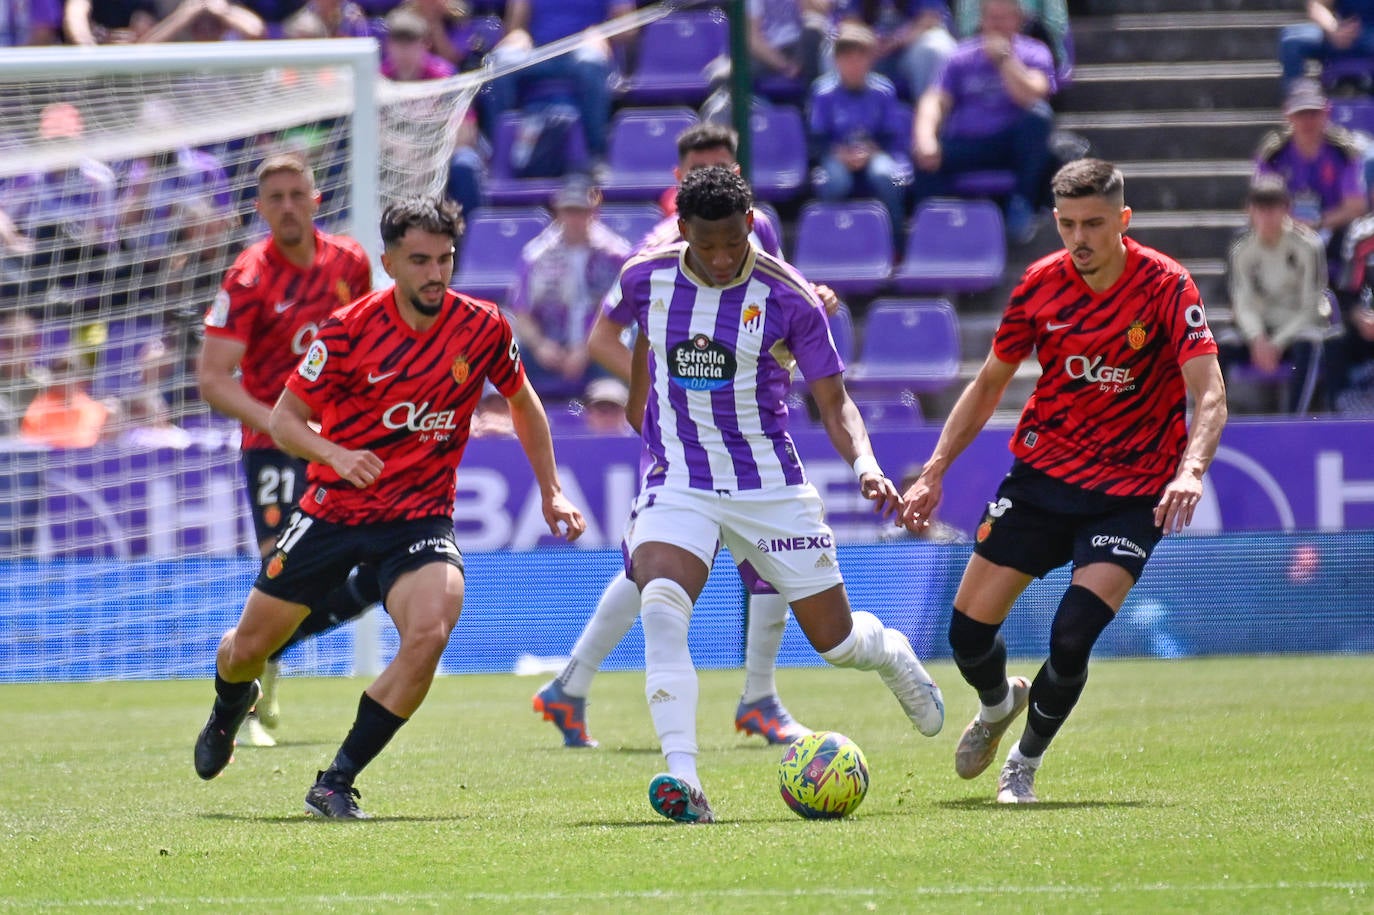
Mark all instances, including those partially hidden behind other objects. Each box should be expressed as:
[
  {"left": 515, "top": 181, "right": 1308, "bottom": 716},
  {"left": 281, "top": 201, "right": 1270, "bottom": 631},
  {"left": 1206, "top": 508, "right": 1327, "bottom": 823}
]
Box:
[{"left": 852, "top": 454, "right": 882, "bottom": 480}]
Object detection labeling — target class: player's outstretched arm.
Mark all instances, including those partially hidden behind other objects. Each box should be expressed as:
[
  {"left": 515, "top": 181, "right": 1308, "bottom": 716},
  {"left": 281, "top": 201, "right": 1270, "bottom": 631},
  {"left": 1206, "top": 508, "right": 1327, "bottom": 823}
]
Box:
[
  {"left": 809, "top": 373, "right": 901, "bottom": 518},
  {"left": 625, "top": 333, "right": 650, "bottom": 435},
  {"left": 268, "top": 389, "right": 383, "bottom": 488},
  {"left": 900, "top": 350, "right": 1018, "bottom": 533},
  {"left": 506, "top": 380, "right": 587, "bottom": 542},
  {"left": 587, "top": 312, "right": 633, "bottom": 383},
  {"left": 1155, "top": 353, "right": 1228, "bottom": 535},
  {"left": 197, "top": 335, "right": 273, "bottom": 434}
]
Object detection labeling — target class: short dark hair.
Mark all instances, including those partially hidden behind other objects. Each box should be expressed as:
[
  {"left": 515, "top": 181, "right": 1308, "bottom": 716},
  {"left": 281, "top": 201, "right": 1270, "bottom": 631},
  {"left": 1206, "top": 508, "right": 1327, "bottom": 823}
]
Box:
[
  {"left": 1051, "top": 158, "right": 1125, "bottom": 206},
  {"left": 676, "top": 123, "right": 738, "bottom": 162},
  {"left": 676, "top": 165, "right": 752, "bottom": 222},
  {"left": 380, "top": 197, "right": 463, "bottom": 248}
]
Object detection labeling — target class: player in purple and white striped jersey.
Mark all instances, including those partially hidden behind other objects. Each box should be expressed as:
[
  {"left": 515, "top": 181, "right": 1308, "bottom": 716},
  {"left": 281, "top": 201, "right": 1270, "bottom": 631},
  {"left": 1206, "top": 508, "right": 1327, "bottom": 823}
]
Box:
[
  {"left": 613, "top": 167, "right": 945, "bottom": 824},
  {"left": 533, "top": 124, "right": 826, "bottom": 751}
]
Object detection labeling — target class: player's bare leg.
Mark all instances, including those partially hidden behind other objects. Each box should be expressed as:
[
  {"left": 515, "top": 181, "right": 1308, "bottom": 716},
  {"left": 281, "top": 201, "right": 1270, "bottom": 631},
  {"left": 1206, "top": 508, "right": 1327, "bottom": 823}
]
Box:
[
  {"left": 308, "top": 562, "right": 464, "bottom": 819},
  {"left": 792, "top": 584, "right": 944, "bottom": 737}
]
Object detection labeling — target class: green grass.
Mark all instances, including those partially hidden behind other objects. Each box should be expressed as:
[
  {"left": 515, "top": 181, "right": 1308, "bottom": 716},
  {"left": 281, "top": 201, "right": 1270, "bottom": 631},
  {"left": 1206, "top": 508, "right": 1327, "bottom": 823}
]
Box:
[{"left": 1, "top": 657, "right": 1371, "bottom": 913}]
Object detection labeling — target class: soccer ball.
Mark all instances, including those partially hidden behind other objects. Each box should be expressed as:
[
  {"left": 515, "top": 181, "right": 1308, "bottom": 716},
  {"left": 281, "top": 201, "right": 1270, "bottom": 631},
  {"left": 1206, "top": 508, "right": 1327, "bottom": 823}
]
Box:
[{"left": 778, "top": 730, "right": 869, "bottom": 820}]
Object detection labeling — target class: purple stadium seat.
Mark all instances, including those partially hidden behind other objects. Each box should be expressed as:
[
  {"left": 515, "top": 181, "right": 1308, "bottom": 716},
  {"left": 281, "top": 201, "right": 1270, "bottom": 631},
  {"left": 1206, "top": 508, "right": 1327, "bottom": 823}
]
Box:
[
  {"left": 749, "top": 104, "right": 807, "bottom": 202},
  {"left": 451, "top": 207, "right": 552, "bottom": 304},
  {"left": 601, "top": 107, "right": 699, "bottom": 202},
  {"left": 596, "top": 202, "right": 663, "bottom": 246},
  {"left": 893, "top": 198, "right": 1006, "bottom": 294},
  {"left": 848, "top": 297, "right": 961, "bottom": 395},
  {"left": 828, "top": 304, "right": 856, "bottom": 365},
  {"left": 950, "top": 170, "right": 1016, "bottom": 198},
  {"left": 1320, "top": 55, "right": 1374, "bottom": 92},
  {"left": 620, "top": 10, "right": 728, "bottom": 105},
  {"left": 790, "top": 200, "right": 893, "bottom": 297},
  {"left": 91, "top": 316, "right": 164, "bottom": 399},
  {"left": 486, "top": 111, "right": 590, "bottom": 207}
]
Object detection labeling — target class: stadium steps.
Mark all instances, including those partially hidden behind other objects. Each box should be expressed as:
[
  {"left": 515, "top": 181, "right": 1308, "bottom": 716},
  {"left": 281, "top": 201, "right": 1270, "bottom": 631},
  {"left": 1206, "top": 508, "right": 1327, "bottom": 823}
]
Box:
[
  {"left": 1077, "top": 0, "right": 1295, "bottom": 13},
  {"left": 1071, "top": 12, "right": 1293, "bottom": 65},
  {"left": 1057, "top": 61, "right": 1284, "bottom": 112}
]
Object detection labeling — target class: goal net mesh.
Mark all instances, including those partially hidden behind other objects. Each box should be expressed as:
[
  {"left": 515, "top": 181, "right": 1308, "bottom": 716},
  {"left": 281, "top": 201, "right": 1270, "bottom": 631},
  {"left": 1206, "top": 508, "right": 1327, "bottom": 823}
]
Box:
[{"left": 0, "top": 45, "right": 482, "bottom": 681}]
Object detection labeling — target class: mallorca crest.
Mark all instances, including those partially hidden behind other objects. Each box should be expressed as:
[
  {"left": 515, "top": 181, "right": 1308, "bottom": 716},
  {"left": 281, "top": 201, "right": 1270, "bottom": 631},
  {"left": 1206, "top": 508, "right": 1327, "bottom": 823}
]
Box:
[
  {"left": 1126, "top": 320, "right": 1148, "bottom": 350},
  {"left": 451, "top": 354, "right": 470, "bottom": 385}
]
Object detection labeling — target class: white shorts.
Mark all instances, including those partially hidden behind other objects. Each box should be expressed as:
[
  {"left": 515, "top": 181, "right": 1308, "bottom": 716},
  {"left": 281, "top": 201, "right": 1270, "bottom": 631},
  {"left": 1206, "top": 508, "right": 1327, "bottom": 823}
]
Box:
[{"left": 625, "top": 483, "right": 844, "bottom": 603}]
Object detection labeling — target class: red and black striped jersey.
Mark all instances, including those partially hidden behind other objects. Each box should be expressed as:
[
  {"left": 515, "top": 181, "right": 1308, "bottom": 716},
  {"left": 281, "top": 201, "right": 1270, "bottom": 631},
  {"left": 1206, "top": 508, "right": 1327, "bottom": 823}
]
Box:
[
  {"left": 992, "top": 236, "right": 1219, "bottom": 497},
  {"left": 204, "top": 229, "right": 371, "bottom": 450},
  {"left": 284, "top": 287, "right": 525, "bottom": 524}
]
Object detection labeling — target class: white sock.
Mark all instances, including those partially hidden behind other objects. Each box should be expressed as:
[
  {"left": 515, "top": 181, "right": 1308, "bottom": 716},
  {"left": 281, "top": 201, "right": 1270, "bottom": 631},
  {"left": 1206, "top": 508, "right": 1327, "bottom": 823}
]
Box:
[
  {"left": 741, "top": 591, "right": 788, "bottom": 703},
  {"left": 562, "top": 572, "right": 641, "bottom": 697},
  {"left": 981, "top": 685, "right": 1016, "bottom": 723},
  {"left": 641, "top": 578, "right": 698, "bottom": 759},
  {"left": 820, "top": 610, "right": 890, "bottom": 671},
  {"left": 665, "top": 751, "right": 700, "bottom": 788},
  {"left": 1007, "top": 744, "right": 1042, "bottom": 769}
]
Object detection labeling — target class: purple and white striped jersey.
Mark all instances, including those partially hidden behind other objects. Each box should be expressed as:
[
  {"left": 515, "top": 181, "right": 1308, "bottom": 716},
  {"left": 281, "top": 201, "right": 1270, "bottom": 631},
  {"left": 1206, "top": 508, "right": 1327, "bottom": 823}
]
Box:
[{"left": 609, "top": 242, "right": 843, "bottom": 493}]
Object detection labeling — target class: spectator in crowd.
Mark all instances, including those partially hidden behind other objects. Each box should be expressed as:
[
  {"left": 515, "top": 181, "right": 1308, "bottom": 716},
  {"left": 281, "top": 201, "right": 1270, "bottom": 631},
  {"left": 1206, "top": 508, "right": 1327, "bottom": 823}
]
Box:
[
  {"left": 143, "top": 0, "right": 266, "bottom": 41},
  {"left": 580, "top": 376, "right": 631, "bottom": 435},
  {"left": 117, "top": 99, "right": 235, "bottom": 256},
  {"left": 954, "top": 0, "right": 1070, "bottom": 78},
  {"left": 236, "top": 0, "right": 309, "bottom": 36},
  {"left": 0, "top": 309, "right": 40, "bottom": 438},
  {"left": 7, "top": 103, "right": 120, "bottom": 261},
  {"left": 20, "top": 353, "right": 116, "bottom": 448},
  {"left": 0, "top": 206, "right": 33, "bottom": 256},
  {"left": 507, "top": 176, "right": 631, "bottom": 399},
  {"left": 1224, "top": 175, "right": 1342, "bottom": 413},
  {"left": 747, "top": 0, "right": 829, "bottom": 95},
  {"left": 2, "top": 0, "right": 64, "bottom": 45},
  {"left": 381, "top": 7, "right": 456, "bottom": 80},
  {"left": 1254, "top": 78, "right": 1368, "bottom": 281},
  {"left": 402, "top": 0, "right": 498, "bottom": 71},
  {"left": 1334, "top": 194, "right": 1374, "bottom": 410},
  {"left": 484, "top": 0, "right": 635, "bottom": 170},
  {"left": 470, "top": 385, "right": 517, "bottom": 437},
  {"left": 911, "top": 0, "right": 1056, "bottom": 243},
  {"left": 1279, "top": 0, "right": 1374, "bottom": 91},
  {"left": 288, "top": 0, "right": 370, "bottom": 37},
  {"left": 64, "top": 0, "right": 160, "bottom": 44},
  {"left": 834, "top": 0, "right": 957, "bottom": 101},
  {"left": 807, "top": 22, "right": 914, "bottom": 251}
]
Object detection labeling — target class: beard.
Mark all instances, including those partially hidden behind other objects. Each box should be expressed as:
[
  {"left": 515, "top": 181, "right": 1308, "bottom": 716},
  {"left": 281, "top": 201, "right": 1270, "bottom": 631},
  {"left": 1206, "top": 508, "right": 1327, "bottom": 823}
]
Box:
[{"left": 410, "top": 290, "right": 444, "bottom": 316}]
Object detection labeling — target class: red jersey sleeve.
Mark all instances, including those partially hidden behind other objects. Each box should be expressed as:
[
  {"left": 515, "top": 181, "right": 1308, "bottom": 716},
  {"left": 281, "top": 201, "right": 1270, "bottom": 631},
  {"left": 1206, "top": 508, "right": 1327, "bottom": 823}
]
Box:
[
  {"left": 992, "top": 262, "right": 1046, "bottom": 364},
  {"left": 1155, "top": 269, "right": 1219, "bottom": 365},
  {"left": 203, "top": 259, "right": 261, "bottom": 345},
  {"left": 485, "top": 307, "right": 527, "bottom": 398},
  {"left": 284, "top": 315, "right": 352, "bottom": 416}
]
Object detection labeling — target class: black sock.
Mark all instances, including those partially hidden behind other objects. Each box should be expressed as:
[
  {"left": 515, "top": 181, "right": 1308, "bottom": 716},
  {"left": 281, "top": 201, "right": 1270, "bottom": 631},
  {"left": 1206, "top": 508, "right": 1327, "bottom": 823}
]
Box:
[
  {"left": 324, "top": 691, "right": 407, "bottom": 784},
  {"left": 273, "top": 566, "right": 382, "bottom": 661},
  {"left": 213, "top": 673, "right": 254, "bottom": 717},
  {"left": 1020, "top": 661, "right": 1087, "bottom": 758},
  {"left": 949, "top": 608, "right": 1009, "bottom": 705}
]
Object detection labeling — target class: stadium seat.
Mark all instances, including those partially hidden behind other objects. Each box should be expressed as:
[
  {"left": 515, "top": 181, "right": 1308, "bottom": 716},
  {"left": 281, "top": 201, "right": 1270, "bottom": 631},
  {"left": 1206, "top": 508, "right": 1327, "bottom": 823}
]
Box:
[
  {"left": 619, "top": 10, "right": 727, "bottom": 106},
  {"left": 828, "top": 303, "right": 856, "bottom": 365},
  {"left": 451, "top": 207, "right": 552, "bottom": 304},
  {"left": 847, "top": 297, "right": 961, "bottom": 397},
  {"left": 892, "top": 198, "right": 1006, "bottom": 295},
  {"left": 790, "top": 200, "right": 893, "bottom": 297},
  {"left": 485, "top": 111, "right": 590, "bottom": 207},
  {"left": 596, "top": 202, "right": 663, "bottom": 247},
  {"left": 600, "top": 107, "right": 699, "bottom": 202},
  {"left": 748, "top": 104, "right": 808, "bottom": 202},
  {"left": 1331, "top": 97, "right": 1374, "bottom": 137},
  {"left": 949, "top": 170, "right": 1016, "bottom": 198},
  {"left": 91, "top": 316, "right": 164, "bottom": 399}
]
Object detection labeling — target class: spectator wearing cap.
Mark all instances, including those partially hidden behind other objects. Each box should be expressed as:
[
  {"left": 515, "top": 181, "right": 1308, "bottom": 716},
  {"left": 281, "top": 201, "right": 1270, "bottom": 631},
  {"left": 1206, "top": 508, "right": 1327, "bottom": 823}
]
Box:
[
  {"left": 382, "top": 7, "right": 456, "bottom": 80},
  {"left": 506, "top": 178, "right": 632, "bottom": 399},
  {"left": 1254, "top": 77, "right": 1367, "bottom": 281},
  {"left": 833, "top": 0, "right": 956, "bottom": 101},
  {"left": 1, "top": 0, "right": 63, "bottom": 45},
  {"left": 807, "top": 22, "right": 914, "bottom": 252},
  {"left": 911, "top": 0, "right": 1057, "bottom": 244},
  {"left": 581, "top": 377, "right": 632, "bottom": 435},
  {"left": 1224, "top": 175, "right": 1343, "bottom": 412},
  {"left": 1278, "top": 0, "right": 1374, "bottom": 91},
  {"left": 953, "top": 0, "right": 1070, "bottom": 79}
]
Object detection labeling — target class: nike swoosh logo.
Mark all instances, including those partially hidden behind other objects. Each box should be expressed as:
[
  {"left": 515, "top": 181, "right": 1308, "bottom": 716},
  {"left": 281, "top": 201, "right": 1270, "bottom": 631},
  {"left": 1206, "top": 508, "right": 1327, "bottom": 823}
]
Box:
[
  {"left": 1031, "top": 702, "right": 1064, "bottom": 721},
  {"left": 274, "top": 301, "right": 293, "bottom": 313},
  {"left": 367, "top": 370, "right": 398, "bottom": 383},
  {"left": 1045, "top": 321, "right": 1072, "bottom": 331},
  {"left": 1111, "top": 544, "right": 1142, "bottom": 557}
]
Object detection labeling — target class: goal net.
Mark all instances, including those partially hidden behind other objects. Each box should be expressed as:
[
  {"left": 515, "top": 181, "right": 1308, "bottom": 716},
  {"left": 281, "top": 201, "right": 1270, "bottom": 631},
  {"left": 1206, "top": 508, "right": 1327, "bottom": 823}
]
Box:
[{"left": 0, "top": 3, "right": 685, "bottom": 683}]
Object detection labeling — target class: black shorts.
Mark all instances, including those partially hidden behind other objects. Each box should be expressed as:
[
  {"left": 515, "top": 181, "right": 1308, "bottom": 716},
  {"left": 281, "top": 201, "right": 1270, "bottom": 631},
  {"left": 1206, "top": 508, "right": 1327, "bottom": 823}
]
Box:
[
  {"left": 254, "top": 511, "right": 464, "bottom": 607},
  {"left": 242, "top": 449, "right": 309, "bottom": 545},
  {"left": 972, "top": 461, "right": 1163, "bottom": 582}
]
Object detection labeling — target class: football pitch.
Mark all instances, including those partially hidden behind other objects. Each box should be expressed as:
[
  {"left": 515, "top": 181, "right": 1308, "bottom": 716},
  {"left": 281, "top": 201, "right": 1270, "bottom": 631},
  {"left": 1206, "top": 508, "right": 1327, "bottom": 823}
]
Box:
[{"left": 1, "top": 657, "right": 1369, "bottom": 913}]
